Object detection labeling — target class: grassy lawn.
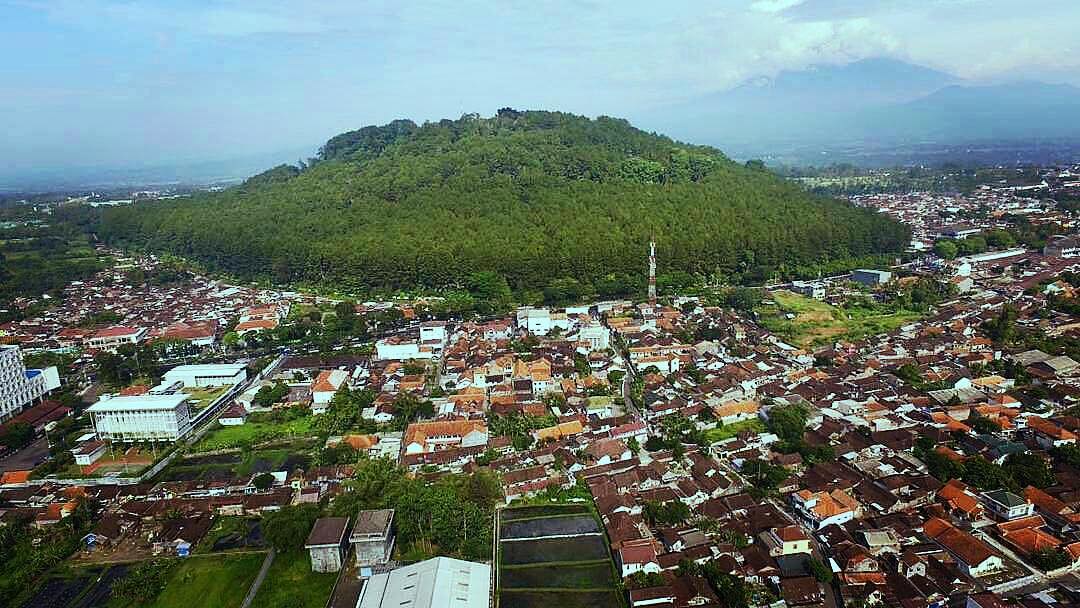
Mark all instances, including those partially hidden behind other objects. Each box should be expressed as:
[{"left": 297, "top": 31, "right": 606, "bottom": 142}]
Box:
[
  {"left": 758, "top": 290, "right": 922, "bottom": 347},
  {"left": 183, "top": 385, "right": 231, "bottom": 410},
  {"left": 138, "top": 553, "right": 266, "bottom": 608},
  {"left": 249, "top": 550, "right": 337, "bottom": 608},
  {"left": 194, "top": 415, "right": 316, "bottom": 451},
  {"left": 704, "top": 418, "right": 765, "bottom": 443}
]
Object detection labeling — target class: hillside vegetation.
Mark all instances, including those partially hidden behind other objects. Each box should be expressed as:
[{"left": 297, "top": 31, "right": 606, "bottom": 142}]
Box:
[{"left": 97, "top": 110, "right": 908, "bottom": 301}]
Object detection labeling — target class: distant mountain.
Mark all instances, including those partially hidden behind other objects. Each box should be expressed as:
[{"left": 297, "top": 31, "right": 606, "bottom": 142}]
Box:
[
  {"left": 636, "top": 58, "right": 1080, "bottom": 159},
  {"left": 854, "top": 82, "right": 1080, "bottom": 141},
  {"left": 95, "top": 110, "right": 908, "bottom": 295}
]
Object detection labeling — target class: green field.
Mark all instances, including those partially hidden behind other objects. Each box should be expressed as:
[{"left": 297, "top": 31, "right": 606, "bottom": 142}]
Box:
[
  {"left": 249, "top": 550, "right": 338, "bottom": 608},
  {"left": 194, "top": 415, "right": 316, "bottom": 451},
  {"left": 757, "top": 290, "right": 921, "bottom": 347},
  {"left": 143, "top": 553, "right": 265, "bottom": 608},
  {"left": 183, "top": 385, "right": 231, "bottom": 410},
  {"left": 704, "top": 418, "right": 765, "bottom": 443}
]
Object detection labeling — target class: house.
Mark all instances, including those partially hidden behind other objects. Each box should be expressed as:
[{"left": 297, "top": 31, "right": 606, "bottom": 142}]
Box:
[
  {"left": 71, "top": 441, "right": 106, "bottom": 466},
  {"left": 305, "top": 517, "right": 350, "bottom": 573},
  {"left": 403, "top": 420, "right": 488, "bottom": 455},
  {"left": 311, "top": 369, "right": 349, "bottom": 414},
  {"left": 938, "top": 479, "right": 985, "bottom": 520},
  {"left": 981, "top": 489, "right": 1035, "bottom": 521},
  {"left": 350, "top": 509, "right": 395, "bottom": 569},
  {"left": 779, "top": 576, "right": 825, "bottom": 608},
  {"left": 792, "top": 489, "right": 860, "bottom": 529},
  {"left": 218, "top": 403, "right": 248, "bottom": 426},
  {"left": 618, "top": 539, "right": 661, "bottom": 578},
  {"left": 712, "top": 400, "right": 759, "bottom": 426},
  {"left": 629, "top": 586, "right": 677, "bottom": 608},
  {"left": 923, "top": 517, "right": 1003, "bottom": 577},
  {"left": 762, "top": 526, "right": 812, "bottom": 557},
  {"left": 357, "top": 556, "right": 490, "bottom": 608}
]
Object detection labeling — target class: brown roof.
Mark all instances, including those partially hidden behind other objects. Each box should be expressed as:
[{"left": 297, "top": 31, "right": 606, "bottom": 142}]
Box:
[{"left": 305, "top": 517, "right": 350, "bottom": 547}]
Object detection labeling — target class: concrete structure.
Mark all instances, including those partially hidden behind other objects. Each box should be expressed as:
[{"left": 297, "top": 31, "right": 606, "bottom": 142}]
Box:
[
  {"left": 86, "top": 326, "right": 147, "bottom": 351},
  {"left": 305, "top": 516, "right": 350, "bottom": 573},
  {"left": 1044, "top": 235, "right": 1080, "bottom": 258},
  {"left": 762, "top": 526, "right": 812, "bottom": 557},
  {"left": 851, "top": 269, "right": 893, "bottom": 286},
  {"left": 162, "top": 363, "right": 247, "bottom": 388},
  {"left": 311, "top": 369, "right": 349, "bottom": 414},
  {"left": 86, "top": 393, "right": 192, "bottom": 442},
  {"left": 419, "top": 321, "right": 447, "bottom": 345},
  {"left": 0, "top": 345, "right": 60, "bottom": 422},
  {"left": 791, "top": 280, "right": 826, "bottom": 300},
  {"left": 578, "top": 323, "right": 610, "bottom": 352},
  {"left": 357, "top": 556, "right": 490, "bottom": 608},
  {"left": 981, "top": 490, "right": 1036, "bottom": 521},
  {"left": 72, "top": 440, "right": 106, "bottom": 466},
  {"left": 375, "top": 336, "right": 436, "bottom": 361},
  {"left": 350, "top": 509, "right": 395, "bottom": 568},
  {"left": 648, "top": 240, "right": 657, "bottom": 308},
  {"left": 516, "top": 307, "right": 571, "bottom": 336}
]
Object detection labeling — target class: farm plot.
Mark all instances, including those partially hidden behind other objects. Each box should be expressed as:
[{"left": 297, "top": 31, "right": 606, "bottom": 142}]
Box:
[
  {"left": 497, "top": 507, "right": 620, "bottom": 608},
  {"left": 499, "top": 562, "right": 614, "bottom": 589},
  {"left": 500, "top": 514, "right": 599, "bottom": 539},
  {"left": 500, "top": 535, "right": 609, "bottom": 565},
  {"left": 499, "top": 590, "right": 622, "bottom": 608}
]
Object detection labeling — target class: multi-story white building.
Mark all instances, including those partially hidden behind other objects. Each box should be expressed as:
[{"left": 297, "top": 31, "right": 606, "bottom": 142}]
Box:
[
  {"left": 0, "top": 345, "right": 60, "bottom": 423},
  {"left": 87, "top": 326, "right": 147, "bottom": 351},
  {"left": 161, "top": 363, "right": 247, "bottom": 388},
  {"left": 87, "top": 393, "right": 193, "bottom": 442}
]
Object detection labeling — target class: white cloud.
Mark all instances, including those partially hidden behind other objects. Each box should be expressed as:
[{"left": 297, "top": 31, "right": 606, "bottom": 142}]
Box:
[{"left": 749, "top": 0, "right": 806, "bottom": 13}]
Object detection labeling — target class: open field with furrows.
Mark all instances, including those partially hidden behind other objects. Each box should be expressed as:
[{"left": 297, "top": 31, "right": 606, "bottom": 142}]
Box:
[
  {"left": 757, "top": 289, "right": 921, "bottom": 347},
  {"left": 497, "top": 505, "right": 622, "bottom": 608}
]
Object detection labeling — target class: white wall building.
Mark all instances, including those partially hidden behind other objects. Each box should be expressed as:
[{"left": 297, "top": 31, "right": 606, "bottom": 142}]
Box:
[
  {"left": 419, "top": 321, "right": 447, "bottom": 345},
  {"left": 578, "top": 323, "right": 611, "bottom": 352},
  {"left": 0, "top": 345, "right": 60, "bottom": 422},
  {"left": 374, "top": 338, "right": 436, "bottom": 361},
  {"left": 87, "top": 393, "right": 193, "bottom": 442},
  {"left": 162, "top": 363, "right": 247, "bottom": 388}
]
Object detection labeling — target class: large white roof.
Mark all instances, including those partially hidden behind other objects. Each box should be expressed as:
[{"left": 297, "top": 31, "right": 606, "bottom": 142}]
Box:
[
  {"left": 357, "top": 556, "right": 489, "bottom": 608},
  {"left": 164, "top": 363, "right": 247, "bottom": 375},
  {"left": 86, "top": 393, "right": 190, "bottom": 412}
]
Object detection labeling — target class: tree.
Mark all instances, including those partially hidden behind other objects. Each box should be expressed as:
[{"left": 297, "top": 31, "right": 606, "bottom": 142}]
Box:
[
  {"left": 766, "top": 403, "right": 808, "bottom": 444},
  {"left": 808, "top": 557, "right": 833, "bottom": 583},
  {"left": 1030, "top": 548, "right": 1070, "bottom": 571},
  {"left": 962, "top": 456, "right": 1016, "bottom": 492},
  {"left": 934, "top": 240, "right": 958, "bottom": 260},
  {"left": 0, "top": 422, "right": 34, "bottom": 450},
  {"left": 252, "top": 472, "right": 276, "bottom": 490},
  {"left": 1005, "top": 452, "right": 1055, "bottom": 489},
  {"left": 262, "top": 504, "right": 321, "bottom": 552}
]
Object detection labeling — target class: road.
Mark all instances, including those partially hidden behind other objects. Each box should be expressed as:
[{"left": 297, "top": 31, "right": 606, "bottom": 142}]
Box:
[{"left": 0, "top": 437, "right": 50, "bottom": 472}]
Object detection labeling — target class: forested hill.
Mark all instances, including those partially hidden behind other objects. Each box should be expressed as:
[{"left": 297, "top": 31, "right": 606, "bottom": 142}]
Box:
[{"left": 97, "top": 109, "right": 909, "bottom": 300}]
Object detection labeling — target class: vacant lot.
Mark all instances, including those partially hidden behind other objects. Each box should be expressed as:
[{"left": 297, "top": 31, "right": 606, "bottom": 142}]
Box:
[
  {"left": 704, "top": 419, "right": 765, "bottom": 443},
  {"left": 193, "top": 416, "right": 316, "bottom": 452},
  {"left": 500, "top": 535, "right": 609, "bottom": 566},
  {"left": 758, "top": 290, "right": 921, "bottom": 347},
  {"left": 500, "top": 562, "right": 614, "bottom": 590},
  {"left": 500, "top": 514, "right": 599, "bottom": 539}
]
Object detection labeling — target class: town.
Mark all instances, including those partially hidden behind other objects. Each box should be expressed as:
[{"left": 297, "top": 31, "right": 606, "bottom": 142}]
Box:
[{"left": 2, "top": 163, "right": 1080, "bottom": 608}]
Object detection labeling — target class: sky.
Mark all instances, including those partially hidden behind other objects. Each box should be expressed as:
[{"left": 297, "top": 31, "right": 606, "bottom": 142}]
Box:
[{"left": 1, "top": 0, "right": 1078, "bottom": 175}]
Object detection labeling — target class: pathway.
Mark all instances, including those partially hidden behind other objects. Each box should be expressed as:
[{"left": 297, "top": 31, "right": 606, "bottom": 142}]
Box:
[{"left": 241, "top": 548, "right": 276, "bottom": 608}]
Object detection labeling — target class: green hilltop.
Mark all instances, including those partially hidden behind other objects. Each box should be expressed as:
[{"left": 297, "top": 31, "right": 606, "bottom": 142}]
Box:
[{"left": 97, "top": 109, "right": 909, "bottom": 301}]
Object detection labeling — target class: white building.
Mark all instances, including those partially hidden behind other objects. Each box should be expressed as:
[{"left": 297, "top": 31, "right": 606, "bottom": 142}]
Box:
[
  {"left": 357, "top": 556, "right": 490, "bottom": 608},
  {"left": 0, "top": 345, "right": 60, "bottom": 422},
  {"left": 87, "top": 393, "right": 193, "bottom": 442},
  {"left": 578, "top": 323, "right": 611, "bottom": 352},
  {"left": 86, "top": 326, "right": 148, "bottom": 351},
  {"left": 791, "top": 280, "right": 826, "bottom": 300},
  {"left": 418, "top": 321, "right": 447, "bottom": 345},
  {"left": 374, "top": 337, "right": 436, "bottom": 361},
  {"left": 162, "top": 363, "right": 247, "bottom": 388},
  {"left": 851, "top": 269, "right": 893, "bottom": 286},
  {"left": 516, "top": 307, "right": 571, "bottom": 336}
]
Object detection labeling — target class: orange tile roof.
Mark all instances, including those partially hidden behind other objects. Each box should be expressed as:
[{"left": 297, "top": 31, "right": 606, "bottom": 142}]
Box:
[
  {"left": 939, "top": 479, "right": 982, "bottom": 515},
  {"left": 1, "top": 470, "right": 31, "bottom": 484},
  {"left": 405, "top": 420, "right": 486, "bottom": 448},
  {"left": 924, "top": 517, "right": 997, "bottom": 567},
  {"left": 1002, "top": 527, "right": 1061, "bottom": 556}
]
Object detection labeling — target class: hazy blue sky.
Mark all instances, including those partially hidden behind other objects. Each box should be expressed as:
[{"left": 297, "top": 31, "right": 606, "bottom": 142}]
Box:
[{"left": 2, "top": 0, "right": 1078, "bottom": 172}]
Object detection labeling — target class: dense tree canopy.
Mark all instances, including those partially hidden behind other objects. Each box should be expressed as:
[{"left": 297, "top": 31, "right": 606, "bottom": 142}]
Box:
[{"left": 98, "top": 110, "right": 908, "bottom": 297}]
